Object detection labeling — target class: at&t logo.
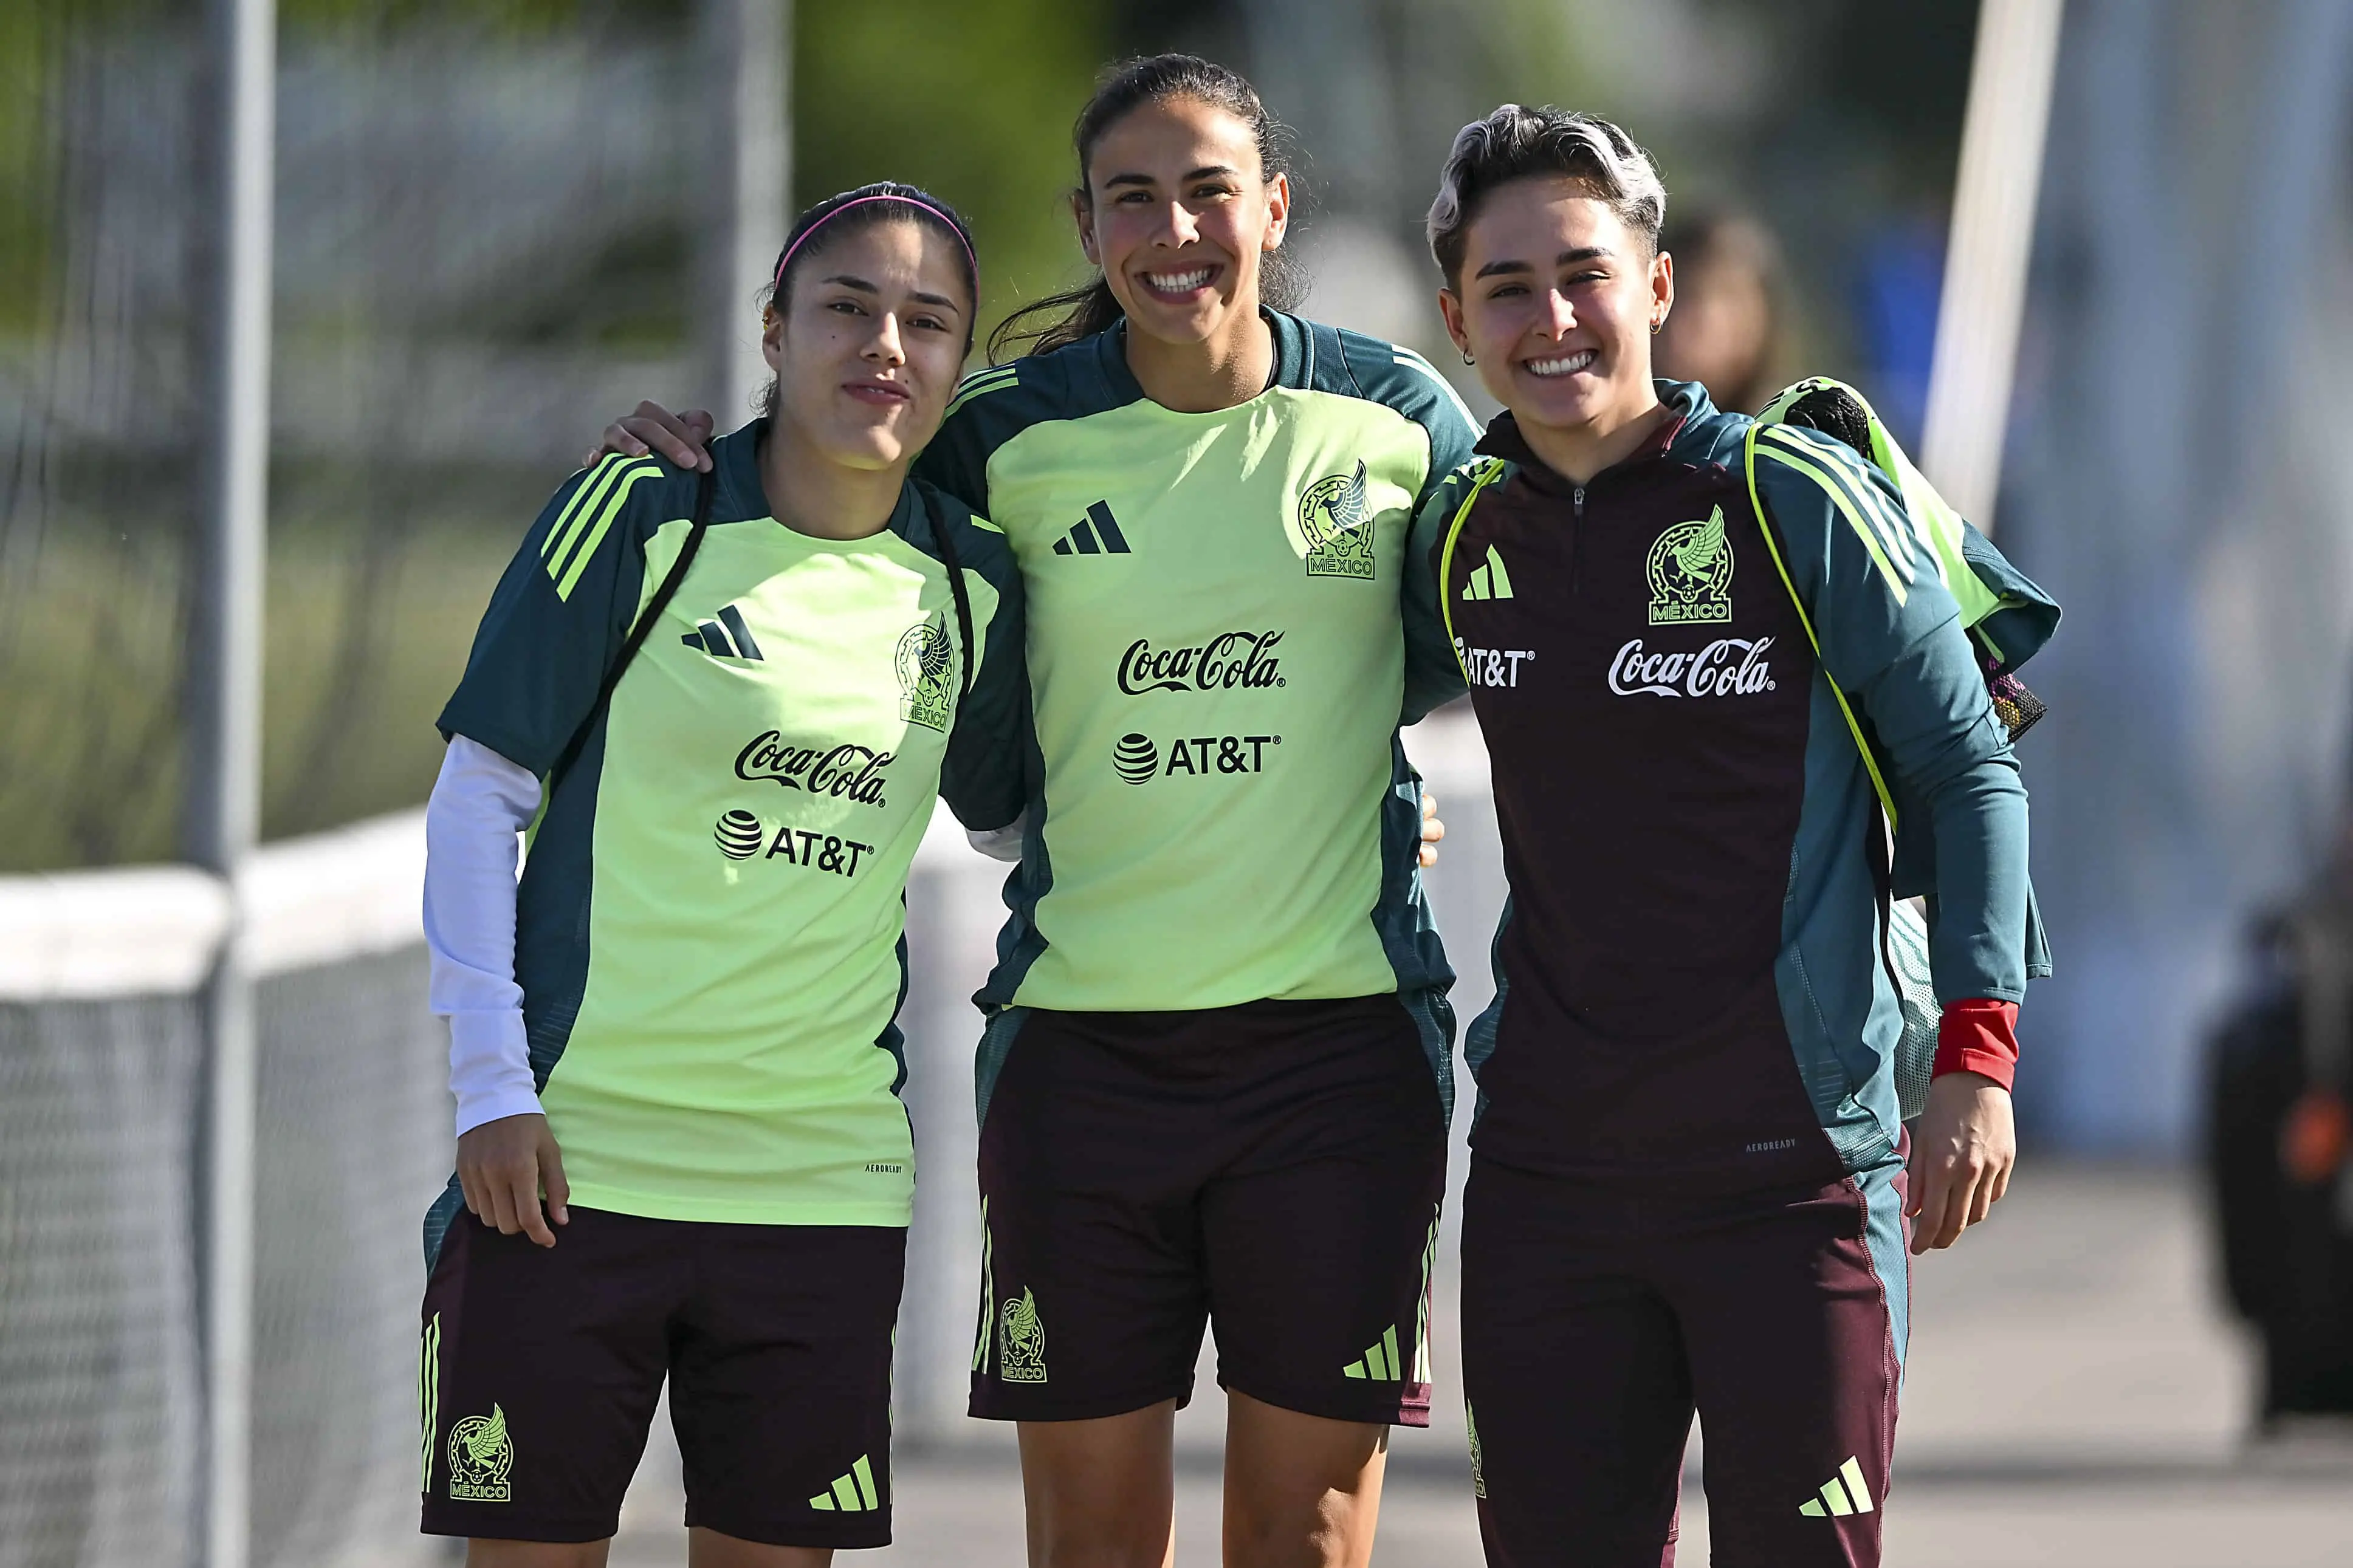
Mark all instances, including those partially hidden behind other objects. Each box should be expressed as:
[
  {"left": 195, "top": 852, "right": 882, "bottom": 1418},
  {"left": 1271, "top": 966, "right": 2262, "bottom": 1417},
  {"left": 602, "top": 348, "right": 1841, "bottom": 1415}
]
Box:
[
  {"left": 715, "top": 809, "right": 763, "bottom": 860},
  {"left": 1113, "top": 732, "right": 1280, "bottom": 784},
  {"left": 1455, "top": 642, "right": 1536, "bottom": 689},
  {"left": 712, "top": 809, "right": 876, "bottom": 877}
]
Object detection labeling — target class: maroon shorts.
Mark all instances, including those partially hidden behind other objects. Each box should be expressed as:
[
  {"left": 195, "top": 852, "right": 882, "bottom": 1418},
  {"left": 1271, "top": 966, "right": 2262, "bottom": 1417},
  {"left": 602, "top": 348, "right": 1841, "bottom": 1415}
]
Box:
[
  {"left": 418, "top": 1207, "right": 904, "bottom": 1549},
  {"left": 968, "top": 994, "right": 1450, "bottom": 1426},
  {"left": 1460, "top": 1154, "right": 1911, "bottom": 1567}
]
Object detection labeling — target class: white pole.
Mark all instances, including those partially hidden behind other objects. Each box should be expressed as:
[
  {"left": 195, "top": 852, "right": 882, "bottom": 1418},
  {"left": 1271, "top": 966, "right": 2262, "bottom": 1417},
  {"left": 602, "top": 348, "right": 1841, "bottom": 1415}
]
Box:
[
  {"left": 190, "top": 0, "right": 273, "bottom": 1564},
  {"left": 1919, "top": 0, "right": 2064, "bottom": 531},
  {"left": 710, "top": 0, "right": 792, "bottom": 421}
]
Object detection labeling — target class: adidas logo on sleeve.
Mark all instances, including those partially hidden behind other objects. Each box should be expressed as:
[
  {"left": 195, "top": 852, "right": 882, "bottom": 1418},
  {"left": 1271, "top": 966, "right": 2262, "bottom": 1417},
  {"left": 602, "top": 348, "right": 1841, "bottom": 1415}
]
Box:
[
  {"left": 1050, "top": 501, "right": 1130, "bottom": 556},
  {"left": 683, "top": 603, "right": 764, "bottom": 660}
]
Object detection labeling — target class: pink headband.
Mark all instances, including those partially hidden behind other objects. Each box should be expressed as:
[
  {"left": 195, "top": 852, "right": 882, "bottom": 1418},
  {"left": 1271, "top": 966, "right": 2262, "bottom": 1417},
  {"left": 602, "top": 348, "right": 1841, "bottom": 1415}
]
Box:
[{"left": 772, "top": 194, "right": 977, "bottom": 296}]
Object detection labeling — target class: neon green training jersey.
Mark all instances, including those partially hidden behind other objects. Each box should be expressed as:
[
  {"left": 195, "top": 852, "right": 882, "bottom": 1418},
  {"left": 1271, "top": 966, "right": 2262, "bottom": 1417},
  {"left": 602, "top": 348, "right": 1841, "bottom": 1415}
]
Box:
[
  {"left": 917, "top": 311, "right": 1477, "bottom": 1040},
  {"left": 434, "top": 425, "right": 1026, "bottom": 1231}
]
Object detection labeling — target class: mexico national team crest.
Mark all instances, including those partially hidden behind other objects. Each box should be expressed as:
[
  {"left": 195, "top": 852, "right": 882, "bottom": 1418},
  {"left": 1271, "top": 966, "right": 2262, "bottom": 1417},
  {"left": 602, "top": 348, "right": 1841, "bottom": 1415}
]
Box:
[
  {"left": 446, "top": 1403, "right": 514, "bottom": 1503},
  {"left": 896, "top": 611, "right": 956, "bottom": 733},
  {"left": 997, "top": 1287, "right": 1048, "bottom": 1383},
  {"left": 1299, "top": 460, "right": 1376, "bottom": 579},
  {"left": 1646, "top": 505, "right": 1735, "bottom": 625}
]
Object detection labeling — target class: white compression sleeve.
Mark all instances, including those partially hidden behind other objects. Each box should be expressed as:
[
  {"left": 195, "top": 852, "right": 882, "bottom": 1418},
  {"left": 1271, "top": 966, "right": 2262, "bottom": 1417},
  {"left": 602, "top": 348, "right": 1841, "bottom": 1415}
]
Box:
[
  {"left": 966, "top": 807, "right": 1028, "bottom": 863},
  {"left": 424, "top": 735, "right": 544, "bottom": 1138}
]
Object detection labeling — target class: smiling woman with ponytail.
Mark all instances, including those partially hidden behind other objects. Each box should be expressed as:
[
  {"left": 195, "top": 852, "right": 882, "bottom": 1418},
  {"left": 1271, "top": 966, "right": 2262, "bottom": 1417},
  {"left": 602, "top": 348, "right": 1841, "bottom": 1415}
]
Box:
[
  {"left": 986, "top": 53, "right": 1308, "bottom": 363},
  {"left": 601, "top": 54, "right": 1474, "bottom": 1568}
]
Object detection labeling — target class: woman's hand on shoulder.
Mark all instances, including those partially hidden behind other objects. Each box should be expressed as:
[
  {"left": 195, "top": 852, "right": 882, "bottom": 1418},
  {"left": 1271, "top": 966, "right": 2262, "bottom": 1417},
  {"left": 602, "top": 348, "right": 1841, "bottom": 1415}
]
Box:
[
  {"left": 456, "top": 1112, "right": 570, "bottom": 1248},
  {"left": 586, "top": 402, "right": 715, "bottom": 474}
]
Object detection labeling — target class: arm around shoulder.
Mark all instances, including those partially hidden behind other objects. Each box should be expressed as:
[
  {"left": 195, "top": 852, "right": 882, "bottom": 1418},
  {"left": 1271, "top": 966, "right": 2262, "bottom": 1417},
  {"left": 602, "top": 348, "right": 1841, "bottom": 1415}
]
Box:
[{"left": 933, "top": 505, "right": 1034, "bottom": 834}]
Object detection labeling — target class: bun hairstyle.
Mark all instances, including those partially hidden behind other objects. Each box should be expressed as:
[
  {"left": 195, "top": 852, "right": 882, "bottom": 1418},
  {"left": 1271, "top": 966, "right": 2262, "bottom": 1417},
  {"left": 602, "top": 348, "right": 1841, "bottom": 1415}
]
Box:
[
  {"left": 757, "top": 180, "right": 978, "bottom": 416},
  {"left": 1426, "top": 106, "right": 1666, "bottom": 291},
  {"left": 988, "top": 53, "right": 1300, "bottom": 363}
]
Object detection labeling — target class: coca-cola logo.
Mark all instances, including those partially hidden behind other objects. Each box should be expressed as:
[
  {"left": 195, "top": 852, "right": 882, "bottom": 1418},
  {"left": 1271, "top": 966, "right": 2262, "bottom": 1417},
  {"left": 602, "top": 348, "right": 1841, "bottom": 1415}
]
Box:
[
  {"left": 733, "top": 732, "right": 896, "bottom": 807},
  {"left": 1116, "top": 631, "right": 1287, "bottom": 695},
  {"left": 1606, "top": 637, "right": 1779, "bottom": 698}
]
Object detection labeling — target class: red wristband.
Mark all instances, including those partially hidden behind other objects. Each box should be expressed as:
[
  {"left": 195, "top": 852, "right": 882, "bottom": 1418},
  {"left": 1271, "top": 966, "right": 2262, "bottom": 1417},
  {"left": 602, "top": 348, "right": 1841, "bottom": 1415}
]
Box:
[{"left": 1933, "top": 999, "right": 2019, "bottom": 1092}]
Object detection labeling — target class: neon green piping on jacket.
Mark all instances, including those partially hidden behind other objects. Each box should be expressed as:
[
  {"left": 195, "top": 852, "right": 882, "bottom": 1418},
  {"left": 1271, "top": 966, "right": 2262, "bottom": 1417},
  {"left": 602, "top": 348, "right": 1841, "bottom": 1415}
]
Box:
[
  {"left": 1742, "top": 423, "right": 1900, "bottom": 830},
  {"left": 1762, "top": 427, "right": 1917, "bottom": 579},
  {"left": 1757, "top": 376, "right": 2010, "bottom": 643},
  {"left": 1751, "top": 438, "right": 1911, "bottom": 606},
  {"left": 1436, "top": 460, "right": 1510, "bottom": 679}
]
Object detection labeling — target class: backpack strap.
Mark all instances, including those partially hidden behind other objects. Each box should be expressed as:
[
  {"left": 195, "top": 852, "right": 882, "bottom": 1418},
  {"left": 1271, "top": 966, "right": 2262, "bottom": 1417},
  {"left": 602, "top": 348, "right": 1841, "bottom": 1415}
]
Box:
[
  {"left": 1435, "top": 459, "right": 1510, "bottom": 681},
  {"left": 544, "top": 467, "right": 715, "bottom": 799}
]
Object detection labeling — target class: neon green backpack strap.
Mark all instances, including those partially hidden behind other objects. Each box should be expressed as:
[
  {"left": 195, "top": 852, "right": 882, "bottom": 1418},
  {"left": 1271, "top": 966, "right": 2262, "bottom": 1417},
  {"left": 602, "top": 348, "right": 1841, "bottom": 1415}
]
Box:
[
  {"left": 1435, "top": 459, "right": 1510, "bottom": 681},
  {"left": 1741, "top": 422, "right": 1900, "bottom": 830},
  {"left": 1756, "top": 377, "right": 2006, "bottom": 640}
]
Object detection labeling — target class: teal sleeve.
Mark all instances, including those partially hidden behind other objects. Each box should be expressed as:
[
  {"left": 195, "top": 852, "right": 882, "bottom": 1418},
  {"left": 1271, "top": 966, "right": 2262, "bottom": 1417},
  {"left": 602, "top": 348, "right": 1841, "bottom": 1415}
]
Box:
[
  {"left": 1401, "top": 465, "right": 1478, "bottom": 725},
  {"left": 938, "top": 526, "right": 1032, "bottom": 834},
  {"left": 913, "top": 382, "right": 1005, "bottom": 513},
  {"left": 1338, "top": 334, "right": 1482, "bottom": 727},
  {"left": 435, "top": 456, "right": 668, "bottom": 775},
  {"left": 1756, "top": 427, "right": 2030, "bottom": 1005}
]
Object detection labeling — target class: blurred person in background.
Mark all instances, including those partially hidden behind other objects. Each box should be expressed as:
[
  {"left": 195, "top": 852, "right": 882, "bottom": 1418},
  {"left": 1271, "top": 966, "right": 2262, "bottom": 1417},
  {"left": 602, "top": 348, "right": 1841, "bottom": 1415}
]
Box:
[
  {"left": 417, "top": 183, "right": 1027, "bottom": 1566},
  {"left": 1409, "top": 104, "right": 2056, "bottom": 1567},
  {"left": 2209, "top": 782, "right": 2353, "bottom": 1432},
  {"left": 1650, "top": 206, "right": 1784, "bottom": 417},
  {"left": 602, "top": 52, "right": 1469, "bottom": 1568}
]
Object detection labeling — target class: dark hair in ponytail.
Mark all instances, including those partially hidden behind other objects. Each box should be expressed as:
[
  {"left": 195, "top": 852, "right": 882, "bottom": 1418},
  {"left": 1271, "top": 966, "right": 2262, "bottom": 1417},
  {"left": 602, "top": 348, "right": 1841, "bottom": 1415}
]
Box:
[
  {"left": 987, "top": 54, "right": 1300, "bottom": 364},
  {"left": 758, "top": 180, "right": 978, "bottom": 416}
]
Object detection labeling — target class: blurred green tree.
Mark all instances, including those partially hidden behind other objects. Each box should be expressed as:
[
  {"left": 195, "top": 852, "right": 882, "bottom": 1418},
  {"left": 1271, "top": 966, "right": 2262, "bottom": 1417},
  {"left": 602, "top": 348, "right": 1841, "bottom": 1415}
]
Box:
[{"left": 795, "top": 0, "right": 1114, "bottom": 350}]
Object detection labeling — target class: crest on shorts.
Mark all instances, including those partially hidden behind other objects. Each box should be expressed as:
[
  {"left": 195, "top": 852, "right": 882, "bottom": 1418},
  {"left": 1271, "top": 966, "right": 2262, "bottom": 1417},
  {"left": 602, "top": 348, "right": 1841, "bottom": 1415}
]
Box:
[
  {"left": 1299, "top": 462, "right": 1376, "bottom": 580},
  {"left": 997, "top": 1287, "right": 1048, "bottom": 1384},
  {"left": 896, "top": 611, "right": 957, "bottom": 733},
  {"left": 1646, "top": 506, "right": 1735, "bottom": 625},
  {"left": 446, "top": 1403, "right": 514, "bottom": 1503},
  {"left": 1466, "top": 1402, "right": 1488, "bottom": 1499}
]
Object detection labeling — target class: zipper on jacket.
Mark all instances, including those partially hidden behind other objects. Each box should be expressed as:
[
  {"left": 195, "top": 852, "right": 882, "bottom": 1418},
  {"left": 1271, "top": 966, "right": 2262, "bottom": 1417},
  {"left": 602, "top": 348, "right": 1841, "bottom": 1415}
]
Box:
[{"left": 1569, "top": 485, "right": 1587, "bottom": 595}]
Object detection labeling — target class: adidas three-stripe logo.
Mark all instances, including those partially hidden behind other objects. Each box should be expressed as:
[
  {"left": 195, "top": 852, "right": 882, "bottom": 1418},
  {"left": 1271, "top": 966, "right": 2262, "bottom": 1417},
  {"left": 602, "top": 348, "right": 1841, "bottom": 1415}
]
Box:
[
  {"left": 809, "top": 1454, "right": 882, "bottom": 1513},
  {"left": 1798, "top": 1456, "right": 1875, "bottom": 1518},
  {"left": 1460, "top": 546, "right": 1514, "bottom": 601},
  {"left": 1342, "top": 1325, "right": 1406, "bottom": 1382},
  {"left": 1051, "top": 501, "right": 1130, "bottom": 555},
  {"left": 683, "top": 604, "right": 763, "bottom": 660},
  {"left": 543, "top": 454, "right": 661, "bottom": 603}
]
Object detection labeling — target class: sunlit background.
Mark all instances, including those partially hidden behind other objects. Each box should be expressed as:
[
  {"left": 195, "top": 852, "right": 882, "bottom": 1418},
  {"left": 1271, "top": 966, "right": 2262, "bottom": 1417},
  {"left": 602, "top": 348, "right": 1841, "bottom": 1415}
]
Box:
[{"left": 3, "top": 2, "right": 2352, "bottom": 1565}]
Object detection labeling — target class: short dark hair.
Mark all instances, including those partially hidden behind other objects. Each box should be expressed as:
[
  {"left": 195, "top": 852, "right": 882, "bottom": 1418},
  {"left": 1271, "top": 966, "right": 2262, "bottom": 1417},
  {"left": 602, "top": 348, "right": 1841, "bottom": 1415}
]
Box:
[{"left": 1426, "top": 105, "right": 1666, "bottom": 290}]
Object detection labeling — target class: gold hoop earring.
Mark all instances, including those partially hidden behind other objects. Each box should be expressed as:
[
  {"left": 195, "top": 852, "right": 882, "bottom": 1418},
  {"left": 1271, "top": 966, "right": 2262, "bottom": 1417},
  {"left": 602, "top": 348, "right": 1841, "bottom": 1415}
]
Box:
[{"left": 1650, "top": 318, "right": 1664, "bottom": 335}]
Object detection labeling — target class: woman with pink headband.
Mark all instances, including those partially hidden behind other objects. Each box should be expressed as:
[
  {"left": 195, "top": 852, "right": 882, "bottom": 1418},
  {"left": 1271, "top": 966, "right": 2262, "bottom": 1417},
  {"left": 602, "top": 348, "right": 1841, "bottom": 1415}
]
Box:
[{"left": 414, "top": 182, "right": 1028, "bottom": 1566}]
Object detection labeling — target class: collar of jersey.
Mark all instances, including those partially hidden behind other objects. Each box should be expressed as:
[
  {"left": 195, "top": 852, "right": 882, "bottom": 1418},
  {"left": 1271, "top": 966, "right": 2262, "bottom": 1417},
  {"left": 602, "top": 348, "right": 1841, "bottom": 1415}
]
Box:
[
  {"left": 1472, "top": 377, "right": 1720, "bottom": 489},
  {"left": 1093, "top": 306, "right": 1312, "bottom": 413},
  {"left": 710, "top": 417, "right": 922, "bottom": 550}
]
